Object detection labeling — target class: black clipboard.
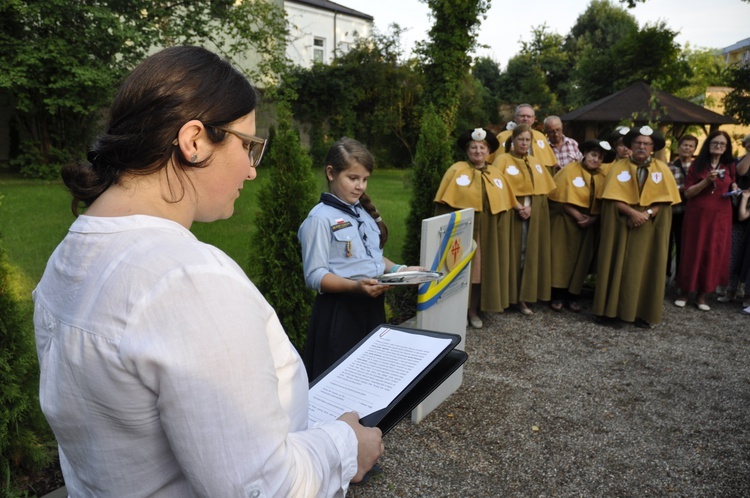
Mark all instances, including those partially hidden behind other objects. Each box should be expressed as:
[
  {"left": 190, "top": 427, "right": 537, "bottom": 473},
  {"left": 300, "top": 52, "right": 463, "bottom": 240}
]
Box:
[{"left": 309, "top": 324, "right": 468, "bottom": 435}]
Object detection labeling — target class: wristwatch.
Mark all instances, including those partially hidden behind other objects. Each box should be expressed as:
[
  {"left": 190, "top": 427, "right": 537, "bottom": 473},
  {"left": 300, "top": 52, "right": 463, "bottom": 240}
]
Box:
[{"left": 646, "top": 208, "right": 654, "bottom": 217}]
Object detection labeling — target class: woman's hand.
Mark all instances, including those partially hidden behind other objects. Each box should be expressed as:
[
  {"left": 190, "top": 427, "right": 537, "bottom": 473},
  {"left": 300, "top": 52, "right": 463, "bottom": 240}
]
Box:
[
  {"left": 338, "top": 412, "right": 384, "bottom": 484},
  {"left": 516, "top": 205, "right": 531, "bottom": 220},
  {"left": 577, "top": 214, "right": 597, "bottom": 228},
  {"left": 356, "top": 278, "right": 391, "bottom": 297}
]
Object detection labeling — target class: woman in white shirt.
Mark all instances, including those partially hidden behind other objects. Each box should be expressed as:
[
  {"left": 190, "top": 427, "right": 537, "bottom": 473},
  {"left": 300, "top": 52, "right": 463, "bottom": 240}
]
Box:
[{"left": 33, "top": 46, "right": 382, "bottom": 497}]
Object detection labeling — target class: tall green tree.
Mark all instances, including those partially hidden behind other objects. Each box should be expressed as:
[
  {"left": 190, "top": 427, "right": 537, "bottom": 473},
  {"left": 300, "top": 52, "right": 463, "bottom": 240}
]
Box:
[
  {"left": 0, "top": 0, "right": 287, "bottom": 178},
  {"left": 565, "top": 0, "right": 639, "bottom": 106},
  {"left": 397, "top": 0, "right": 489, "bottom": 319},
  {"left": 724, "top": 63, "right": 750, "bottom": 126},
  {"left": 416, "top": 0, "right": 491, "bottom": 131},
  {"left": 250, "top": 102, "right": 317, "bottom": 351},
  {"left": 672, "top": 44, "right": 729, "bottom": 107},
  {"left": 283, "top": 28, "right": 423, "bottom": 168}
]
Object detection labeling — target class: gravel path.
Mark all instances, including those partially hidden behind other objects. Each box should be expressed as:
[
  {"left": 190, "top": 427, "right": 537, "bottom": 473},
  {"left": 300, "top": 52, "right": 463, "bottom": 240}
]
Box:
[{"left": 349, "top": 288, "right": 750, "bottom": 497}]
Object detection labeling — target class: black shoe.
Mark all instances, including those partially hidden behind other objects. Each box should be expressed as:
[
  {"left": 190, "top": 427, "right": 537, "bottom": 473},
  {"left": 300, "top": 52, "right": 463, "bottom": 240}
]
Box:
[{"left": 633, "top": 318, "right": 651, "bottom": 329}]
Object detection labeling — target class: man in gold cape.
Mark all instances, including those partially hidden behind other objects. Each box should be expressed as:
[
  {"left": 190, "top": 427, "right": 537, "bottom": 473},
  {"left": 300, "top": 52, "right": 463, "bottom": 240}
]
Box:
[
  {"left": 548, "top": 140, "right": 613, "bottom": 306},
  {"left": 488, "top": 104, "right": 558, "bottom": 170},
  {"left": 592, "top": 126, "right": 681, "bottom": 327},
  {"left": 435, "top": 129, "right": 518, "bottom": 314},
  {"left": 493, "top": 134, "right": 557, "bottom": 308}
]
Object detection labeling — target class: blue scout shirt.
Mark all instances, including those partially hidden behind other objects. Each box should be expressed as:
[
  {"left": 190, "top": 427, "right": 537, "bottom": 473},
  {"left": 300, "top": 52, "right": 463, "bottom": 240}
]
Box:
[{"left": 298, "top": 194, "right": 385, "bottom": 292}]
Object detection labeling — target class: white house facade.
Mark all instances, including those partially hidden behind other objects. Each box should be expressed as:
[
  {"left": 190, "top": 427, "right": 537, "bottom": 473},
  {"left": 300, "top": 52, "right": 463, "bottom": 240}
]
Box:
[{"left": 285, "top": 0, "right": 373, "bottom": 68}]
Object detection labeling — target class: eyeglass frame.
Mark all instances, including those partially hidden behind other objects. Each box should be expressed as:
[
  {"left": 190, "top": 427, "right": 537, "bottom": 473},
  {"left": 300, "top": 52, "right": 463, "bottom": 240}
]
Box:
[
  {"left": 214, "top": 126, "right": 267, "bottom": 168},
  {"left": 709, "top": 141, "right": 728, "bottom": 148}
]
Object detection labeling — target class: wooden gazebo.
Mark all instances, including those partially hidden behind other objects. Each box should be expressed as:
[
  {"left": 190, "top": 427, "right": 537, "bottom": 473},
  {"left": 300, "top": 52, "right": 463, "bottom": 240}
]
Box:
[{"left": 561, "top": 81, "right": 735, "bottom": 146}]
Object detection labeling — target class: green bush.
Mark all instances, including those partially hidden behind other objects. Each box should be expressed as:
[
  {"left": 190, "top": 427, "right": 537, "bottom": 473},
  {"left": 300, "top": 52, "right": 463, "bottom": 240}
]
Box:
[
  {"left": 250, "top": 102, "right": 318, "bottom": 351},
  {"left": 390, "top": 105, "right": 453, "bottom": 321},
  {"left": 0, "top": 198, "right": 53, "bottom": 491}
]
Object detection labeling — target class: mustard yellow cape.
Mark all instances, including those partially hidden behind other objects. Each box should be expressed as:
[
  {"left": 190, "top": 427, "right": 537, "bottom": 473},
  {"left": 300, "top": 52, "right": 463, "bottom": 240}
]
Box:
[
  {"left": 600, "top": 158, "right": 681, "bottom": 207},
  {"left": 489, "top": 128, "right": 557, "bottom": 166},
  {"left": 434, "top": 161, "right": 517, "bottom": 214},
  {"left": 548, "top": 162, "right": 611, "bottom": 215},
  {"left": 492, "top": 153, "right": 557, "bottom": 197}
]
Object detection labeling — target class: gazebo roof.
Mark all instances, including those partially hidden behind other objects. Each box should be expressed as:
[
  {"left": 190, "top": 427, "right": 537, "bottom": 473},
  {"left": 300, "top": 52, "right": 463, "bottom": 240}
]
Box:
[{"left": 561, "top": 81, "right": 734, "bottom": 125}]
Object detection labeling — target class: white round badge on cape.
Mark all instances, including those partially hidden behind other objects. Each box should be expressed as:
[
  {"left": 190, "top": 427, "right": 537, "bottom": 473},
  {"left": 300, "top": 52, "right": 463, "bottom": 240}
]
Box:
[
  {"left": 535, "top": 164, "right": 543, "bottom": 174},
  {"left": 617, "top": 170, "right": 632, "bottom": 182},
  {"left": 456, "top": 174, "right": 471, "bottom": 186},
  {"left": 506, "top": 165, "right": 520, "bottom": 176},
  {"left": 572, "top": 176, "right": 586, "bottom": 188},
  {"left": 537, "top": 139, "right": 546, "bottom": 149},
  {"left": 494, "top": 178, "right": 504, "bottom": 189},
  {"left": 651, "top": 172, "right": 663, "bottom": 184}
]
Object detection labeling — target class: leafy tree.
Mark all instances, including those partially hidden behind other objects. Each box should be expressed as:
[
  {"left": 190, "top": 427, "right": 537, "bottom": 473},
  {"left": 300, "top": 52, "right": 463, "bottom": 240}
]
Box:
[
  {"left": 250, "top": 102, "right": 317, "bottom": 351},
  {"left": 565, "top": 0, "right": 638, "bottom": 106},
  {"left": 497, "top": 54, "right": 559, "bottom": 117},
  {"left": 724, "top": 62, "right": 750, "bottom": 126},
  {"left": 473, "top": 56, "right": 503, "bottom": 97},
  {"left": 0, "top": 0, "right": 287, "bottom": 178},
  {"left": 672, "top": 44, "right": 729, "bottom": 107},
  {"left": 283, "top": 28, "right": 423, "bottom": 168},
  {"left": 416, "top": 0, "right": 491, "bottom": 131},
  {"left": 612, "top": 21, "right": 690, "bottom": 94}
]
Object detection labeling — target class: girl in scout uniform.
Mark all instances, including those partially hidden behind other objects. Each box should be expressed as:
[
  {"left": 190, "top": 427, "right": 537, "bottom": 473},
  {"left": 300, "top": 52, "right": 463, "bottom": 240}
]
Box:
[
  {"left": 548, "top": 139, "right": 613, "bottom": 312},
  {"left": 492, "top": 124, "right": 557, "bottom": 315},
  {"left": 298, "top": 137, "right": 419, "bottom": 381},
  {"left": 593, "top": 126, "right": 681, "bottom": 328},
  {"left": 435, "top": 128, "right": 520, "bottom": 328}
]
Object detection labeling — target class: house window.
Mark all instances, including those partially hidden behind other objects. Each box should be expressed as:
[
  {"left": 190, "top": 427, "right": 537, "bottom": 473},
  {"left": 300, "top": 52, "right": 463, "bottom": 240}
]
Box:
[{"left": 313, "top": 37, "right": 325, "bottom": 63}]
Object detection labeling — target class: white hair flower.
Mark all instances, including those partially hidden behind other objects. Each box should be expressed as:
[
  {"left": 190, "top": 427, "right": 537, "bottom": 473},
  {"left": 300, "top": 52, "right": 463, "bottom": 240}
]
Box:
[
  {"left": 471, "top": 128, "right": 487, "bottom": 142},
  {"left": 506, "top": 121, "right": 517, "bottom": 131}
]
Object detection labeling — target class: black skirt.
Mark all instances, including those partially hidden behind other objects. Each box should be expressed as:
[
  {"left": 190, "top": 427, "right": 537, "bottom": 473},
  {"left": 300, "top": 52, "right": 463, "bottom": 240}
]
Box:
[{"left": 303, "top": 292, "right": 386, "bottom": 383}]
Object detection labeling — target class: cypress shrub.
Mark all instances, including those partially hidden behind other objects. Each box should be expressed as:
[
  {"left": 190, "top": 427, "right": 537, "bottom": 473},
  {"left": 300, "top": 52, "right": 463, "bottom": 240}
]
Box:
[
  {"left": 0, "top": 206, "right": 52, "bottom": 490},
  {"left": 391, "top": 105, "right": 453, "bottom": 321},
  {"left": 250, "top": 102, "right": 317, "bottom": 352}
]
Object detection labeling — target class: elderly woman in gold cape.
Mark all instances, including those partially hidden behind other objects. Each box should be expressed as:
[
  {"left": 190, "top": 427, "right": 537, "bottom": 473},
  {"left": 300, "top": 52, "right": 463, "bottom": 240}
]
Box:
[
  {"left": 435, "top": 128, "right": 520, "bottom": 328},
  {"left": 549, "top": 139, "right": 613, "bottom": 312},
  {"left": 593, "top": 126, "right": 681, "bottom": 328}
]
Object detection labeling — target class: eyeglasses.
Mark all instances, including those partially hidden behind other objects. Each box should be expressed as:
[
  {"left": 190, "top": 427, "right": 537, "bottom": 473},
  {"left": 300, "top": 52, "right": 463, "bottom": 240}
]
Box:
[
  {"left": 215, "top": 126, "right": 267, "bottom": 167},
  {"left": 709, "top": 141, "right": 727, "bottom": 148},
  {"left": 631, "top": 141, "right": 654, "bottom": 148}
]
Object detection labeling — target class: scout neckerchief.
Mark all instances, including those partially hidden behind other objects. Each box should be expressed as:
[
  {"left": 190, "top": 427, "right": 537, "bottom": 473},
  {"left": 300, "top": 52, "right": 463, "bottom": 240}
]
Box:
[{"left": 320, "top": 192, "right": 372, "bottom": 257}]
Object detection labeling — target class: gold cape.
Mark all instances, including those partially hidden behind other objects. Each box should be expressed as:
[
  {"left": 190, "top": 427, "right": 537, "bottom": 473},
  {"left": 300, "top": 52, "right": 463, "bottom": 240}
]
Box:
[
  {"left": 492, "top": 153, "right": 557, "bottom": 197},
  {"left": 593, "top": 199, "right": 672, "bottom": 324},
  {"left": 600, "top": 158, "right": 681, "bottom": 207},
  {"left": 489, "top": 128, "right": 558, "bottom": 166},
  {"left": 434, "top": 161, "right": 517, "bottom": 214},
  {"left": 548, "top": 161, "right": 611, "bottom": 215}
]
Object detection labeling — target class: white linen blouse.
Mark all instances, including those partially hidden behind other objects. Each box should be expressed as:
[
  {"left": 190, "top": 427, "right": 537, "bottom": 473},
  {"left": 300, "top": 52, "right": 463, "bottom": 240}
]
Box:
[{"left": 33, "top": 215, "right": 357, "bottom": 497}]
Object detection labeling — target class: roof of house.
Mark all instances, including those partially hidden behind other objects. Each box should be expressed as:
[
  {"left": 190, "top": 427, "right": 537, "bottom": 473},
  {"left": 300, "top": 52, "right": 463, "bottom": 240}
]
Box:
[
  {"left": 286, "top": 0, "right": 373, "bottom": 21},
  {"left": 561, "top": 81, "right": 735, "bottom": 125}
]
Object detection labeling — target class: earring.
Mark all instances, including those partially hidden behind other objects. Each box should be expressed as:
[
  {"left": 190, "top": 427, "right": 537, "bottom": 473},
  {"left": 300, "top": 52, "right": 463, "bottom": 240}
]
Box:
[{"left": 190, "top": 154, "right": 198, "bottom": 163}]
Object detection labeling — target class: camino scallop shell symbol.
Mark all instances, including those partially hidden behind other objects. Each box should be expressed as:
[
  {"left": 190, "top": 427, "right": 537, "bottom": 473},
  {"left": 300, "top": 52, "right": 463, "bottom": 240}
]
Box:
[
  {"left": 506, "top": 165, "right": 520, "bottom": 175},
  {"left": 456, "top": 174, "right": 471, "bottom": 186},
  {"left": 572, "top": 176, "right": 586, "bottom": 188},
  {"left": 617, "top": 170, "right": 632, "bottom": 182}
]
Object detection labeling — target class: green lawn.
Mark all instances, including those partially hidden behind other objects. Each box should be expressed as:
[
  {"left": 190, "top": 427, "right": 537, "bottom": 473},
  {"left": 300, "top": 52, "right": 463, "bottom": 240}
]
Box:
[{"left": 0, "top": 168, "right": 412, "bottom": 301}]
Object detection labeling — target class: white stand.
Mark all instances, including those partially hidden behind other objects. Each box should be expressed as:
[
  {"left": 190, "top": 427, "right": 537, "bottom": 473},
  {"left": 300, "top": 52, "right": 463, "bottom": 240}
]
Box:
[{"left": 411, "top": 208, "right": 474, "bottom": 423}]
